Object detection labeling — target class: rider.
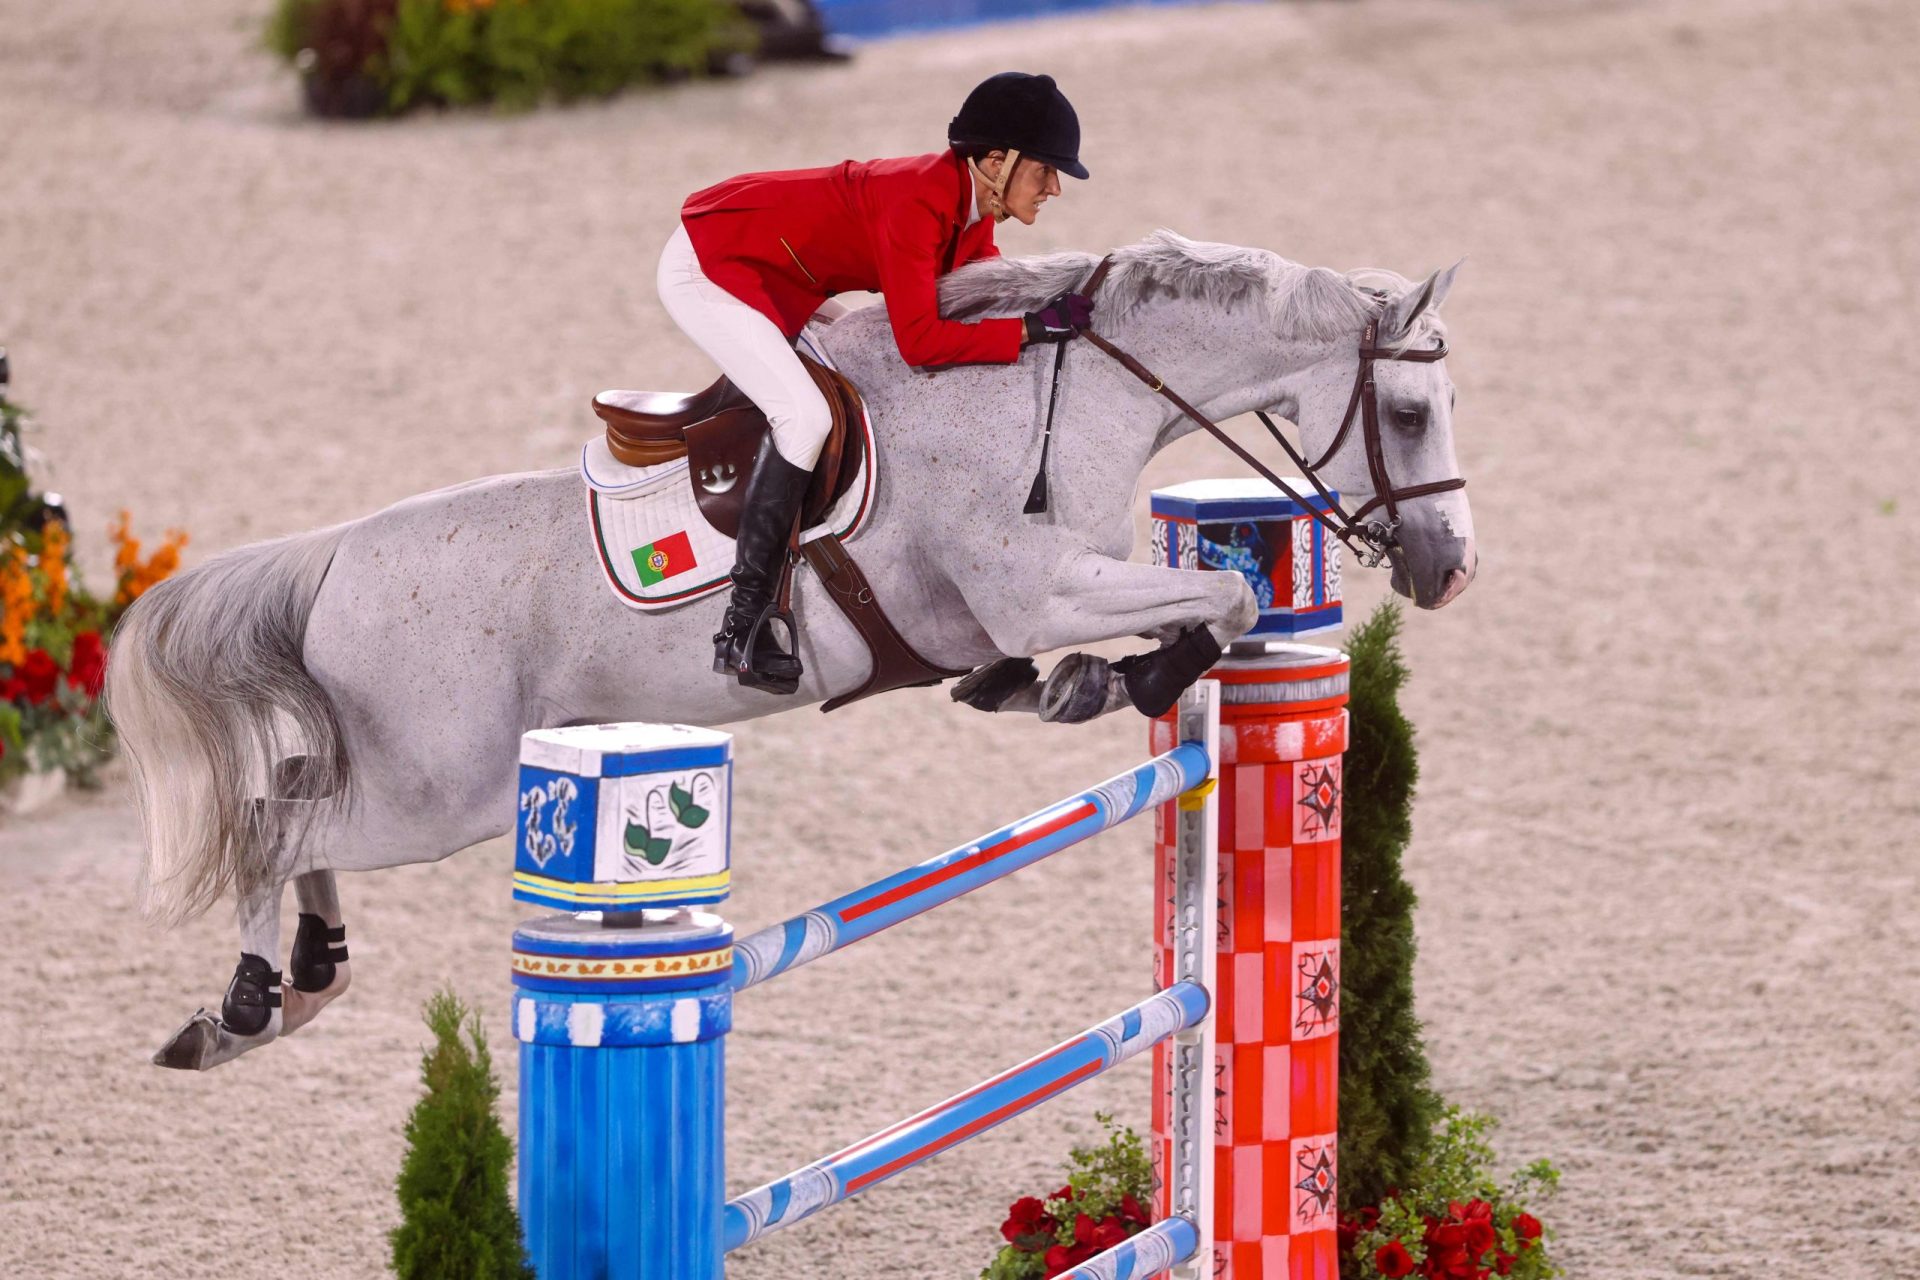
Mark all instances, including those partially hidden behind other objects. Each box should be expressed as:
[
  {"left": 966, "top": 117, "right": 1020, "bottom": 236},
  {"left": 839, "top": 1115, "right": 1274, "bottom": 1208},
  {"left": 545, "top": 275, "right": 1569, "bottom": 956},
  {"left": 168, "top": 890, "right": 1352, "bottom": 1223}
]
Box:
[{"left": 661, "top": 71, "right": 1095, "bottom": 692}]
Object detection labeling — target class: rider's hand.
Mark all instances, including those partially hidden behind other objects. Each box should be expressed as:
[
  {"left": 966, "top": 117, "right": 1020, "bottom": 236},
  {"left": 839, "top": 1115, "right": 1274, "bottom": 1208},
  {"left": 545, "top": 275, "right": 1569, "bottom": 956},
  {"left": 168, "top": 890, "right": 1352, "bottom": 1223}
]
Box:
[{"left": 1023, "top": 291, "right": 1094, "bottom": 345}]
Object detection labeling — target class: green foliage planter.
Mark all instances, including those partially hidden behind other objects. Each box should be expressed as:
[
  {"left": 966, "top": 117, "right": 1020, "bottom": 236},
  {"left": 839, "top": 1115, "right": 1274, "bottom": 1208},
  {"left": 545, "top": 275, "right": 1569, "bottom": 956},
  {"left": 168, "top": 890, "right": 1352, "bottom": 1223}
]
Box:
[
  {"left": 1339, "top": 603, "right": 1446, "bottom": 1210},
  {"left": 391, "top": 990, "right": 533, "bottom": 1280},
  {"left": 268, "top": 0, "right": 751, "bottom": 118}
]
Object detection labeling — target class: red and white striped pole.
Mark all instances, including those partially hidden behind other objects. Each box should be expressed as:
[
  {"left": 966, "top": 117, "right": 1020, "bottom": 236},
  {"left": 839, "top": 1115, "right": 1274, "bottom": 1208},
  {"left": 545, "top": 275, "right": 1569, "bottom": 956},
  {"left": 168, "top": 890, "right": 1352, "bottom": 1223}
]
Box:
[{"left": 1153, "top": 644, "right": 1350, "bottom": 1280}]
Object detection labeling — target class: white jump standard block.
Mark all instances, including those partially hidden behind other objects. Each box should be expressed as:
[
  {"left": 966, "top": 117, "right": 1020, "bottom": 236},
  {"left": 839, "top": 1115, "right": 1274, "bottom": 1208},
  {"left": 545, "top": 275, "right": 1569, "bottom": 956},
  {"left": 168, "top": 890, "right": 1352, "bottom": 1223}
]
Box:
[{"left": 513, "top": 722, "right": 734, "bottom": 912}]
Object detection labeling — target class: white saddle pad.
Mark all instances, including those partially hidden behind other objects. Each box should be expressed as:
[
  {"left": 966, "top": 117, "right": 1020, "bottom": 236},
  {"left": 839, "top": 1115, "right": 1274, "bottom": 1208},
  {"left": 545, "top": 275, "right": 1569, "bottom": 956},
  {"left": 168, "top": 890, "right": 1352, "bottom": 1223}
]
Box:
[{"left": 582, "top": 332, "right": 878, "bottom": 613}]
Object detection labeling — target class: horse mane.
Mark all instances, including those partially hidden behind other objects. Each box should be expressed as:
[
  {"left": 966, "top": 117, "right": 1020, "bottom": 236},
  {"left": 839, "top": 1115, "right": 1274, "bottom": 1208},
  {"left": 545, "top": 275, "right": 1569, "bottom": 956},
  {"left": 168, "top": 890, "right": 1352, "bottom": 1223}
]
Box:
[{"left": 937, "top": 228, "right": 1446, "bottom": 348}]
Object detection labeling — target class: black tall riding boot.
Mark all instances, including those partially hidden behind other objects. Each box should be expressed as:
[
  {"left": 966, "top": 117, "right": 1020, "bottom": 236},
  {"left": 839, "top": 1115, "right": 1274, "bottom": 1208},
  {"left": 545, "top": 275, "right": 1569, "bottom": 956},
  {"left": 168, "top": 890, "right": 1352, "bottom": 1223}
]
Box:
[{"left": 714, "top": 436, "right": 813, "bottom": 693}]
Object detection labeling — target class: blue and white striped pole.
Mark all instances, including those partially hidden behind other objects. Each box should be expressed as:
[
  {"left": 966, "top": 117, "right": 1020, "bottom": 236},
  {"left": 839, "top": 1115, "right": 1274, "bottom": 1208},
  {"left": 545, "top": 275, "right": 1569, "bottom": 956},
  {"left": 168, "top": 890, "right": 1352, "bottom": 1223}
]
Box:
[
  {"left": 722, "top": 981, "right": 1211, "bottom": 1251},
  {"left": 731, "top": 742, "right": 1209, "bottom": 991}
]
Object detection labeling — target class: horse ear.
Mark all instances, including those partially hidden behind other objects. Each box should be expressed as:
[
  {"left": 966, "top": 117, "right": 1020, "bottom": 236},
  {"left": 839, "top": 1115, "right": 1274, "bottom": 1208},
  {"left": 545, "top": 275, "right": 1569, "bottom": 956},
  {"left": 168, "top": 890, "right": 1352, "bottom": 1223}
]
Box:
[
  {"left": 1428, "top": 257, "right": 1465, "bottom": 310},
  {"left": 1381, "top": 259, "right": 1464, "bottom": 340}
]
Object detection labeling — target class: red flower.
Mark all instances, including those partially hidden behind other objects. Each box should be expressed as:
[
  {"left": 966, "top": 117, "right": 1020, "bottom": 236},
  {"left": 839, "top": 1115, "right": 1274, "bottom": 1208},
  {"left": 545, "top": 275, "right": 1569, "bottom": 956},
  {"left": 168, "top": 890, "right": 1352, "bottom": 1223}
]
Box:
[
  {"left": 1465, "top": 1218, "right": 1497, "bottom": 1257},
  {"left": 1374, "top": 1241, "right": 1416, "bottom": 1277},
  {"left": 1000, "top": 1196, "right": 1056, "bottom": 1251},
  {"left": 1512, "top": 1213, "right": 1543, "bottom": 1244},
  {"left": 1053, "top": 1185, "right": 1077, "bottom": 1203},
  {"left": 1423, "top": 1221, "right": 1486, "bottom": 1280},
  {"left": 16, "top": 649, "right": 58, "bottom": 705},
  {"left": 1043, "top": 1240, "right": 1099, "bottom": 1277},
  {"left": 1086, "top": 1215, "right": 1130, "bottom": 1251},
  {"left": 0, "top": 674, "right": 23, "bottom": 703},
  {"left": 66, "top": 631, "right": 106, "bottom": 699},
  {"left": 1119, "top": 1194, "right": 1151, "bottom": 1226},
  {"left": 1494, "top": 1251, "right": 1518, "bottom": 1276}
]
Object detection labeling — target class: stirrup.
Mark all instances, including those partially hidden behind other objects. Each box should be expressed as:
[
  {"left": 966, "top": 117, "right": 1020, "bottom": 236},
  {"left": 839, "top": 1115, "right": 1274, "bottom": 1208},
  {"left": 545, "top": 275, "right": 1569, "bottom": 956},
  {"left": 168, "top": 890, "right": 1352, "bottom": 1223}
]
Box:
[{"left": 726, "top": 602, "right": 801, "bottom": 694}]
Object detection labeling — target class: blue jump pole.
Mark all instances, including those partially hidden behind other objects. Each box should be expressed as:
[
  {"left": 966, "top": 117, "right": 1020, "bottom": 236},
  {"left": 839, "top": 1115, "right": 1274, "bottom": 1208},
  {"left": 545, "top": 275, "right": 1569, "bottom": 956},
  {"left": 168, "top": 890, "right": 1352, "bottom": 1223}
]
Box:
[
  {"left": 731, "top": 741, "right": 1210, "bottom": 991},
  {"left": 1060, "top": 1215, "right": 1202, "bottom": 1279},
  {"left": 722, "top": 980, "right": 1210, "bottom": 1251}
]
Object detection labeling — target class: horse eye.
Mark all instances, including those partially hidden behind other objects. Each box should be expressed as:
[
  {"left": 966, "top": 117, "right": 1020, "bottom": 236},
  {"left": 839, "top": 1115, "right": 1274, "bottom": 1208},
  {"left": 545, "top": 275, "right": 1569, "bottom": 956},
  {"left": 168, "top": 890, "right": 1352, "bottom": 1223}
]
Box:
[{"left": 1393, "top": 406, "right": 1424, "bottom": 430}]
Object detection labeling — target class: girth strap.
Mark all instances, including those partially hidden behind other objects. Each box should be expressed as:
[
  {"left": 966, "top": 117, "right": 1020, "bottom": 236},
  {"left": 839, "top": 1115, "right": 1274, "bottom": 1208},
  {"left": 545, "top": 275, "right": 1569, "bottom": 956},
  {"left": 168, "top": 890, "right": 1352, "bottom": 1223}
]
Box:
[{"left": 802, "top": 533, "right": 970, "bottom": 713}]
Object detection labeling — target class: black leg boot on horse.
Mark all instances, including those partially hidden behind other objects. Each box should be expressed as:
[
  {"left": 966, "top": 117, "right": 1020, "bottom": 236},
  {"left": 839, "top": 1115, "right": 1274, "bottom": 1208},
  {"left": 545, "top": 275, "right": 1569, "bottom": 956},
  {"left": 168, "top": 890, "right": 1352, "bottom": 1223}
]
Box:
[{"left": 715, "top": 435, "right": 814, "bottom": 693}]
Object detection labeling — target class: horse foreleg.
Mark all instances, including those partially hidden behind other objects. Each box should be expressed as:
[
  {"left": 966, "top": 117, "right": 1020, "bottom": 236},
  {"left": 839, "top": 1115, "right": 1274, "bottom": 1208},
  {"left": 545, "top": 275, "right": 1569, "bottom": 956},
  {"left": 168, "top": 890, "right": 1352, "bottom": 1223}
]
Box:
[
  {"left": 960, "top": 552, "right": 1258, "bottom": 723},
  {"left": 152, "top": 877, "right": 287, "bottom": 1070},
  {"left": 282, "top": 869, "right": 350, "bottom": 1035}
]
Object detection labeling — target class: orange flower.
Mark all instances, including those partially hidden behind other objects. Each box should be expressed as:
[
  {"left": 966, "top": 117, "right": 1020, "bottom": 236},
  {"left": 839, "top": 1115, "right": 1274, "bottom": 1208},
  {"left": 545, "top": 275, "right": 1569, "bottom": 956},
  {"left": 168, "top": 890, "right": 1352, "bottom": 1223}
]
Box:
[
  {"left": 40, "top": 521, "right": 69, "bottom": 617},
  {"left": 0, "top": 544, "right": 31, "bottom": 667},
  {"left": 109, "top": 511, "right": 188, "bottom": 607}
]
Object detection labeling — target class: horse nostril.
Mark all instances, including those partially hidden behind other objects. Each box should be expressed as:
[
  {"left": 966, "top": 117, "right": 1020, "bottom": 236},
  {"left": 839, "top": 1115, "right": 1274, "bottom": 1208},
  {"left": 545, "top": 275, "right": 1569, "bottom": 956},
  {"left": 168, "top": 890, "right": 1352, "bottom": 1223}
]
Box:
[{"left": 1435, "top": 567, "right": 1469, "bottom": 606}]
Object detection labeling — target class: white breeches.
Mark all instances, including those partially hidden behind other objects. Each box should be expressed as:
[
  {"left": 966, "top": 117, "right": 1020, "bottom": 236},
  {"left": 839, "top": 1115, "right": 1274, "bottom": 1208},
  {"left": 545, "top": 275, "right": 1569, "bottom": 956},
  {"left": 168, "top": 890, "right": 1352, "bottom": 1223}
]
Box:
[{"left": 656, "top": 224, "right": 833, "bottom": 470}]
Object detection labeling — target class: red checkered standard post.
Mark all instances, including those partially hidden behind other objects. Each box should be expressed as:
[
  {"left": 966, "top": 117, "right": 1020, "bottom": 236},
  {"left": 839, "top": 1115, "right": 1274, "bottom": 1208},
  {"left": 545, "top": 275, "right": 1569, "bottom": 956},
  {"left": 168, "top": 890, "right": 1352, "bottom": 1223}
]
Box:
[{"left": 1152, "top": 644, "right": 1350, "bottom": 1280}]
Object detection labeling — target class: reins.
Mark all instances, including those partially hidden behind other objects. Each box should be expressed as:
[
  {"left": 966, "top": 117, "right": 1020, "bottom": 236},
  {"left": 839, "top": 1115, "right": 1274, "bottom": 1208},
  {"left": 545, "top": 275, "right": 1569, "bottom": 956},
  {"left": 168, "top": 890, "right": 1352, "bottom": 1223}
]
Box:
[{"left": 1026, "top": 253, "right": 1465, "bottom": 568}]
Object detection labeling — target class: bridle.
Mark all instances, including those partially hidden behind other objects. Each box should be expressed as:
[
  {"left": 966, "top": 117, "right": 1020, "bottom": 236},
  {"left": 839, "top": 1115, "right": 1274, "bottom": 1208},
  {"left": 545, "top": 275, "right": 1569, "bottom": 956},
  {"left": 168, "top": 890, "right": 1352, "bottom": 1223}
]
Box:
[{"left": 1030, "top": 254, "right": 1466, "bottom": 569}]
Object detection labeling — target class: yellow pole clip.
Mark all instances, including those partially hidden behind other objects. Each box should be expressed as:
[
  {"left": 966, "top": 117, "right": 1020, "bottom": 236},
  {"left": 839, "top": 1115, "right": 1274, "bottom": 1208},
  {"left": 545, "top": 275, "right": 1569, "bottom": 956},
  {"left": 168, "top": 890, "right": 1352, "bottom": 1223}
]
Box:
[{"left": 1176, "top": 777, "right": 1218, "bottom": 811}]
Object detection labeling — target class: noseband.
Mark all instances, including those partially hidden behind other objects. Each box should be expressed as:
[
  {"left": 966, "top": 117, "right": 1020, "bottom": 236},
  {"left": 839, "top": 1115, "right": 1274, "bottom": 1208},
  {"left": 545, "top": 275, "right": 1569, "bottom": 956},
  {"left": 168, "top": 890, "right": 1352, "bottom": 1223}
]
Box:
[{"left": 1055, "top": 256, "right": 1466, "bottom": 568}]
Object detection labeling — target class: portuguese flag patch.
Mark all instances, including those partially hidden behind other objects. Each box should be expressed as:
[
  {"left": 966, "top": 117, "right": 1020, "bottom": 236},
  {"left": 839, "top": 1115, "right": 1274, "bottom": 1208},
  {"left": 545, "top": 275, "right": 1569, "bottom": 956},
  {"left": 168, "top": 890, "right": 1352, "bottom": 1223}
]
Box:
[{"left": 632, "top": 531, "right": 697, "bottom": 586}]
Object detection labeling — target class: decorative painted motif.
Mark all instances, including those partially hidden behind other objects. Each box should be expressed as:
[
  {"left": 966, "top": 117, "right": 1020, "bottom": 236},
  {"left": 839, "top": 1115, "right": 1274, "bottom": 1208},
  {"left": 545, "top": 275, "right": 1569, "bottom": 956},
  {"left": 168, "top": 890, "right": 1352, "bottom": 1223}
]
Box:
[
  {"left": 1291, "top": 942, "right": 1340, "bottom": 1041},
  {"left": 519, "top": 776, "right": 580, "bottom": 868},
  {"left": 1290, "top": 1136, "right": 1338, "bottom": 1234},
  {"left": 1291, "top": 517, "right": 1315, "bottom": 610},
  {"left": 608, "top": 767, "right": 723, "bottom": 877},
  {"left": 1293, "top": 759, "right": 1342, "bottom": 843},
  {"left": 1198, "top": 521, "right": 1278, "bottom": 609},
  {"left": 510, "top": 943, "right": 736, "bottom": 986}
]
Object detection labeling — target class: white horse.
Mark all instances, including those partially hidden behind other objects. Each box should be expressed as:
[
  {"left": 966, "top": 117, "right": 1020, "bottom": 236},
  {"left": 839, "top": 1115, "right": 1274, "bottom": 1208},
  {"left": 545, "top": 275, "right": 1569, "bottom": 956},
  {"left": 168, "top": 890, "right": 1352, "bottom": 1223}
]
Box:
[{"left": 106, "top": 231, "right": 1476, "bottom": 1069}]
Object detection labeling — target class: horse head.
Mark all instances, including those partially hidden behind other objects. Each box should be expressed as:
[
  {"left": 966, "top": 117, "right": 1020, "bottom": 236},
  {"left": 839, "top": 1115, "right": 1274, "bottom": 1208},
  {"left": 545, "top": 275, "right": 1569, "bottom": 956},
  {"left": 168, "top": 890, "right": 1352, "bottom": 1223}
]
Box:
[{"left": 1264, "top": 259, "right": 1477, "bottom": 610}]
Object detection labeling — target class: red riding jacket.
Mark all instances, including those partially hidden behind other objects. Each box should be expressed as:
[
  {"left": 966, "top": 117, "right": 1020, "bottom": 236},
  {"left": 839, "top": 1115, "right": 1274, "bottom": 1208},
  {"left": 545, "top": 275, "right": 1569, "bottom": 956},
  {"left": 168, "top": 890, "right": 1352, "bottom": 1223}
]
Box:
[{"left": 680, "top": 149, "right": 1023, "bottom": 368}]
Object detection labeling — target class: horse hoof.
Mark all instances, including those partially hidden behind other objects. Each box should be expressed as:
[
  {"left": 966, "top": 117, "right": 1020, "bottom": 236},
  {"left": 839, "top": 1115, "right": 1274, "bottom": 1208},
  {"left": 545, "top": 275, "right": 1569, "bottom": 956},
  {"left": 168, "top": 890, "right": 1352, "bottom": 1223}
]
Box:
[
  {"left": 950, "top": 657, "right": 1039, "bottom": 711},
  {"left": 152, "top": 1007, "right": 277, "bottom": 1071},
  {"left": 1039, "top": 653, "right": 1114, "bottom": 724}
]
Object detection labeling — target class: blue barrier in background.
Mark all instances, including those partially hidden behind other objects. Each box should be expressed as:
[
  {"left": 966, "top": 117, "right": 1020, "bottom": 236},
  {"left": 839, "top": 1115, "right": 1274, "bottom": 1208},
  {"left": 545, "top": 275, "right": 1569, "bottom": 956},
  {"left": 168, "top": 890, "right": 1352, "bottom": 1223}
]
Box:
[{"left": 814, "top": 0, "right": 1227, "bottom": 40}]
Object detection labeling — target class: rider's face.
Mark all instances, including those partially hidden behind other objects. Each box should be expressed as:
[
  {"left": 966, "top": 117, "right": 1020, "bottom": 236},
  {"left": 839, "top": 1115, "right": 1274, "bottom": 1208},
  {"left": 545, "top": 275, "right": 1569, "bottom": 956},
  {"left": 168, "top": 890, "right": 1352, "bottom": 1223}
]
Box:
[{"left": 982, "top": 152, "right": 1062, "bottom": 226}]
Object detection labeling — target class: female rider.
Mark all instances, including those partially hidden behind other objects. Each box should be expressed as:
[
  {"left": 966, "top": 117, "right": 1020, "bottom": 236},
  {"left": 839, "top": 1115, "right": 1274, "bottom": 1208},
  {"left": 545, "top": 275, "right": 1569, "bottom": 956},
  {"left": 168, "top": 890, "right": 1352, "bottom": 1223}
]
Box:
[{"left": 659, "top": 71, "right": 1094, "bottom": 693}]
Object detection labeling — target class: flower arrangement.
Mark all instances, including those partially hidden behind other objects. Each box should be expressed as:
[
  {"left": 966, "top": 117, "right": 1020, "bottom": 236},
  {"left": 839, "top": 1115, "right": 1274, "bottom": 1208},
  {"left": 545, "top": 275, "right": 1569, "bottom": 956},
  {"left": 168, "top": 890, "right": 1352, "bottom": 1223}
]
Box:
[
  {"left": 983, "top": 1115, "right": 1155, "bottom": 1280},
  {"left": 267, "top": 0, "right": 751, "bottom": 117},
  {"left": 1339, "top": 1109, "right": 1560, "bottom": 1280},
  {"left": 0, "top": 362, "right": 186, "bottom": 792}
]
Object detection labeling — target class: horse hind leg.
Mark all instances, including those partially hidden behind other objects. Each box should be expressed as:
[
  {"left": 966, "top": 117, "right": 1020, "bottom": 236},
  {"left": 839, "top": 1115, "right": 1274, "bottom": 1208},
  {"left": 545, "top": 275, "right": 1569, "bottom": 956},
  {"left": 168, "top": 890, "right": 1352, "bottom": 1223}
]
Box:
[
  {"left": 282, "top": 869, "right": 349, "bottom": 1034},
  {"left": 152, "top": 755, "right": 338, "bottom": 1070},
  {"left": 152, "top": 874, "right": 287, "bottom": 1070}
]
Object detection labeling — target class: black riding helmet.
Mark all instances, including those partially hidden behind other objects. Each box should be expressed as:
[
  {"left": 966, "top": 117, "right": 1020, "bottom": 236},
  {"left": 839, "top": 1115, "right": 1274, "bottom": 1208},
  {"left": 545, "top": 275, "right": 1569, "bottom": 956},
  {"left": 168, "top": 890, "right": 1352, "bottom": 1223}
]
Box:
[{"left": 948, "top": 72, "right": 1089, "bottom": 180}]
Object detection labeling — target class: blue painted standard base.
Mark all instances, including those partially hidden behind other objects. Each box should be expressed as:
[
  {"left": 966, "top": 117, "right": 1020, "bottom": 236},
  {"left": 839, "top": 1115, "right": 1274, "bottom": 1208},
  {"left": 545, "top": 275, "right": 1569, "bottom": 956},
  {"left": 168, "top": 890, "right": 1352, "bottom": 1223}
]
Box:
[{"left": 513, "top": 913, "right": 734, "bottom": 1280}]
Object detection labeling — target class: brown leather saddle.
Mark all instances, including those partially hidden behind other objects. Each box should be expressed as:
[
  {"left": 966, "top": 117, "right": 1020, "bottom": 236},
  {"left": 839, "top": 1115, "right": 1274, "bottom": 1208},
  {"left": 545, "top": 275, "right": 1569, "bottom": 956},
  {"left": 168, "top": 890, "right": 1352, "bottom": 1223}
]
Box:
[
  {"left": 590, "top": 355, "right": 967, "bottom": 711},
  {"left": 593, "top": 354, "right": 865, "bottom": 542}
]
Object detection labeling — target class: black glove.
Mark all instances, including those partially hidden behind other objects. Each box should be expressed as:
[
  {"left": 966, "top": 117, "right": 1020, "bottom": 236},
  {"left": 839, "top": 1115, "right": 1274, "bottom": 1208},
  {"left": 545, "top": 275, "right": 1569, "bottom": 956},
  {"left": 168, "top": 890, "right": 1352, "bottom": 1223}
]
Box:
[{"left": 1023, "top": 291, "right": 1094, "bottom": 344}]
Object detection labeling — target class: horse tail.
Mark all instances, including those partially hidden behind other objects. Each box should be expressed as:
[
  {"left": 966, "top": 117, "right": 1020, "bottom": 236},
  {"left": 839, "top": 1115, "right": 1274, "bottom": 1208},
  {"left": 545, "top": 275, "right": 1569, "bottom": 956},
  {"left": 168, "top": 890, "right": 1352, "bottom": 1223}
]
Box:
[{"left": 105, "top": 523, "right": 352, "bottom": 926}]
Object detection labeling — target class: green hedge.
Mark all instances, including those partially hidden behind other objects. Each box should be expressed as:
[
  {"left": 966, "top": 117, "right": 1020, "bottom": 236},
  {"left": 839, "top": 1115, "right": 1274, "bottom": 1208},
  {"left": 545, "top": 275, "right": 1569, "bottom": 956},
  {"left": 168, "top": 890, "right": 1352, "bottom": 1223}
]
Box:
[{"left": 268, "top": 0, "right": 750, "bottom": 116}]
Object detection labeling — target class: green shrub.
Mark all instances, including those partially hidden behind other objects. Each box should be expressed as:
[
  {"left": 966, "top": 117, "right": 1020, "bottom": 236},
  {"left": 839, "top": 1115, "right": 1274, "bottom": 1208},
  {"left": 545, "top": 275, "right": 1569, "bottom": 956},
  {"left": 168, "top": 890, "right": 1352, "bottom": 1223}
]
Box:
[
  {"left": 267, "top": 0, "right": 749, "bottom": 116},
  {"left": 1338, "top": 602, "right": 1446, "bottom": 1212},
  {"left": 390, "top": 989, "right": 533, "bottom": 1280}
]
